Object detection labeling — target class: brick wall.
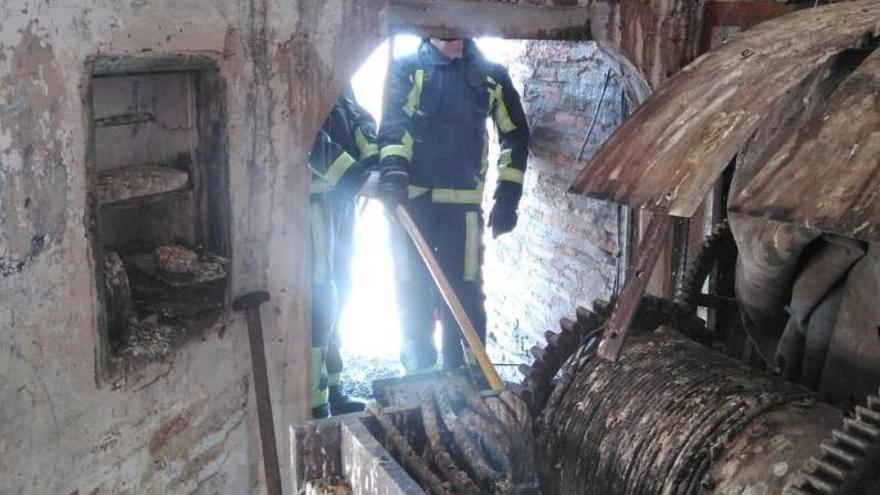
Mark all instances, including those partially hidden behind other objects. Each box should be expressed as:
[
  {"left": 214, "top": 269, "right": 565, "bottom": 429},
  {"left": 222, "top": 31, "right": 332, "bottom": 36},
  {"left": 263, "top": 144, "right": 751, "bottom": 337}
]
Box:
[{"left": 484, "top": 40, "right": 645, "bottom": 370}]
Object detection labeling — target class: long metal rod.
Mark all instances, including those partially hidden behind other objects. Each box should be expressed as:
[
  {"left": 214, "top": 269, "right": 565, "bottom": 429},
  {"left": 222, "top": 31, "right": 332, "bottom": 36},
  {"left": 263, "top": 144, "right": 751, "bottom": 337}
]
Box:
[
  {"left": 575, "top": 69, "right": 612, "bottom": 164},
  {"left": 394, "top": 204, "right": 504, "bottom": 390}
]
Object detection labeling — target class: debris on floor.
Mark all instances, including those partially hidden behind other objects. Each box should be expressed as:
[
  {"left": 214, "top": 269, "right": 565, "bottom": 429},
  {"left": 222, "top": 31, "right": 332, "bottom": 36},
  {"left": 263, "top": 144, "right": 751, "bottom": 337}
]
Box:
[
  {"left": 304, "top": 476, "right": 352, "bottom": 495},
  {"left": 367, "top": 387, "right": 539, "bottom": 495}
]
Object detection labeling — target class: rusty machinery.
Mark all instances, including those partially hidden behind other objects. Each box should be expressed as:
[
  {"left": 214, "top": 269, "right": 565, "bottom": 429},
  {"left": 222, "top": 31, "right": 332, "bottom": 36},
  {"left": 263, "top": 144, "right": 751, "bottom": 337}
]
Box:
[
  {"left": 520, "top": 292, "right": 880, "bottom": 495},
  {"left": 299, "top": 3, "right": 880, "bottom": 493},
  {"left": 357, "top": 228, "right": 879, "bottom": 493},
  {"left": 513, "top": 218, "right": 879, "bottom": 494}
]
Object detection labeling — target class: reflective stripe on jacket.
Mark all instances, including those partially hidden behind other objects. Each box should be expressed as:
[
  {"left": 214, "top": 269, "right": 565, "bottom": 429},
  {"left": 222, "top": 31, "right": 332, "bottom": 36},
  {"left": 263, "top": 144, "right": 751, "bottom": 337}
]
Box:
[
  {"left": 378, "top": 40, "right": 529, "bottom": 205},
  {"left": 309, "top": 92, "right": 379, "bottom": 196}
]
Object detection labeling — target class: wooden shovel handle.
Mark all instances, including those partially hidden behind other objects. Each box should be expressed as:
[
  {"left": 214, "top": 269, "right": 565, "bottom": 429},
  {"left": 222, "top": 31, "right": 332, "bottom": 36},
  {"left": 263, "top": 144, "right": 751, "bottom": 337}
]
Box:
[{"left": 394, "top": 204, "right": 504, "bottom": 391}]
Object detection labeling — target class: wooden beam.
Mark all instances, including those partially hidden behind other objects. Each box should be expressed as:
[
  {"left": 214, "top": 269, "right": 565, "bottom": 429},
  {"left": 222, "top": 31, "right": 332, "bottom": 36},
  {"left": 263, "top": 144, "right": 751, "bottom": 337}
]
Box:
[
  {"left": 386, "top": 0, "right": 591, "bottom": 39},
  {"left": 598, "top": 214, "right": 674, "bottom": 362}
]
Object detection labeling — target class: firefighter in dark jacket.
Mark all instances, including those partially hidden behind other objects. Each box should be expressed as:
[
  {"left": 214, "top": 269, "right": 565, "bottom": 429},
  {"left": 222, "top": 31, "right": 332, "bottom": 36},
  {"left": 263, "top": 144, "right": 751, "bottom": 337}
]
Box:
[
  {"left": 378, "top": 38, "right": 529, "bottom": 373},
  {"left": 309, "top": 87, "right": 378, "bottom": 417}
]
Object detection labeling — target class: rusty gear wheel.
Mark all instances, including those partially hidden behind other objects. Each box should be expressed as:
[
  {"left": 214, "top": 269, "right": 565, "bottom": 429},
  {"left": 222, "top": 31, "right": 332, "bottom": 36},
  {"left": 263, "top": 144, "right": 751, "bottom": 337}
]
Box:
[
  {"left": 520, "top": 222, "right": 732, "bottom": 417},
  {"left": 674, "top": 220, "right": 735, "bottom": 310},
  {"left": 519, "top": 294, "right": 705, "bottom": 417},
  {"left": 788, "top": 388, "right": 880, "bottom": 495}
]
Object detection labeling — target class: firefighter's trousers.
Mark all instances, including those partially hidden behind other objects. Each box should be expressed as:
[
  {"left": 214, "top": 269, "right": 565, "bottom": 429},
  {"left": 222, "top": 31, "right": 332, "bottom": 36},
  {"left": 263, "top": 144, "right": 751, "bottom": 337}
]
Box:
[{"left": 391, "top": 196, "right": 486, "bottom": 373}]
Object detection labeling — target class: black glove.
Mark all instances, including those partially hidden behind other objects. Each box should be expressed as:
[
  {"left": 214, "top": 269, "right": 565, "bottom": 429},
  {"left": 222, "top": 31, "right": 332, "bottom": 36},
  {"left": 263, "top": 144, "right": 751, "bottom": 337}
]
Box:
[
  {"left": 378, "top": 169, "right": 409, "bottom": 208},
  {"left": 488, "top": 200, "right": 518, "bottom": 238}
]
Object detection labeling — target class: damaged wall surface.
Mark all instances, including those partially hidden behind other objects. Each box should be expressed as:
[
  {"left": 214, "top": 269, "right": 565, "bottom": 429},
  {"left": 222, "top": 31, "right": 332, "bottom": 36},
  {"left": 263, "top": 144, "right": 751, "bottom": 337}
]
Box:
[
  {"left": 0, "top": 0, "right": 707, "bottom": 493},
  {"left": 0, "top": 1, "right": 383, "bottom": 493}
]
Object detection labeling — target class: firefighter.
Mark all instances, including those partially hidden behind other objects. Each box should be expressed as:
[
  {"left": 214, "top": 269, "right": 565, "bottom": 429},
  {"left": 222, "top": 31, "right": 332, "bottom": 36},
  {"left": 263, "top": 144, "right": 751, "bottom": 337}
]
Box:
[
  {"left": 309, "top": 88, "right": 378, "bottom": 418},
  {"left": 378, "top": 38, "right": 529, "bottom": 373}
]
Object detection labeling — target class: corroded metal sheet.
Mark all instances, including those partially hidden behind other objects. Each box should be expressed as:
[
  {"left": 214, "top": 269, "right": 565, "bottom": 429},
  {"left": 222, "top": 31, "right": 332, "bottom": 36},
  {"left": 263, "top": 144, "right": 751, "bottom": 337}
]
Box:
[
  {"left": 730, "top": 49, "right": 880, "bottom": 242},
  {"left": 569, "top": 0, "right": 880, "bottom": 218}
]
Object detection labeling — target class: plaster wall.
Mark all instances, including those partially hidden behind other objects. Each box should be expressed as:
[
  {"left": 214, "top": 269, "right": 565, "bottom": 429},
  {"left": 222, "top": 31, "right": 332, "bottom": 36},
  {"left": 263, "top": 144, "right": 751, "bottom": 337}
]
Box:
[{"left": 0, "top": 1, "right": 383, "bottom": 493}]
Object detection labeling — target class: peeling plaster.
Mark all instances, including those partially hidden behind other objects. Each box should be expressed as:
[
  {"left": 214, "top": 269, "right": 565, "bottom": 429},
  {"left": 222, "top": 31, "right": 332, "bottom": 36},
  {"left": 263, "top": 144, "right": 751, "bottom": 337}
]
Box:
[{"left": 0, "top": 0, "right": 703, "bottom": 493}]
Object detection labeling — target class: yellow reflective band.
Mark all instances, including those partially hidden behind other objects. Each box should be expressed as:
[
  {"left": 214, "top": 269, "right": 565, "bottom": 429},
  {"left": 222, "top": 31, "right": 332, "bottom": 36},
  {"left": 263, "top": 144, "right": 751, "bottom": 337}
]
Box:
[
  {"left": 380, "top": 131, "right": 414, "bottom": 162},
  {"left": 498, "top": 149, "right": 512, "bottom": 168},
  {"left": 355, "top": 128, "right": 378, "bottom": 160},
  {"left": 431, "top": 188, "right": 483, "bottom": 204},
  {"left": 402, "top": 69, "right": 425, "bottom": 117},
  {"left": 499, "top": 167, "right": 525, "bottom": 185},
  {"left": 408, "top": 185, "right": 429, "bottom": 199},
  {"left": 481, "top": 131, "right": 490, "bottom": 176},
  {"left": 490, "top": 82, "right": 517, "bottom": 133},
  {"left": 327, "top": 372, "right": 342, "bottom": 388},
  {"left": 311, "top": 347, "right": 328, "bottom": 408},
  {"left": 464, "top": 211, "right": 478, "bottom": 281},
  {"left": 310, "top": 205, "right": 329, "bottom": 283},
  {"left": 323, "top": 152, "right": 356, "bottom": 187},
  {"left": 309, "top": 180, "right": 333, "bottom": 194}
]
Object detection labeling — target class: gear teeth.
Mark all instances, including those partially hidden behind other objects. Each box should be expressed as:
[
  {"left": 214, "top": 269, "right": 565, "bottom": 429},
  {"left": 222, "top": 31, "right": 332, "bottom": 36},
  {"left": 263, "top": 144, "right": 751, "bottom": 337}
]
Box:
[
  {"left": 855, "top": 405, "right": 880, "bottom": 424},
  {"left": 544, "top": 330, "right": 560, "bottom": 347},
  {"left": 810, "top": 458, "right": 847, "bottom": 480},
  {"left": 831, "top": 429, "right": 869, "bottom": 451},
  {"left": 591, "top": 299, "right": 611, "bottom": 314},
  {"left": 559, "top": 317, "right": 576, "bottom": 334},
  {"left": 801, "top": 472, "right": 835, "bottom": 493},
  {"left": 517, "top": 364, "right": 532, "bottom": 377},
  {"left": 575, "top": 306, "right": 594, "bottom": 324},
  {"left": 676, "top": 220, "right": 733, "bottom": 319},
  {"left": 844, "top": 417, "right": 879, "bottom": 438},
  {"left": 530, "top": 346, "right": 546, "bottom": 362},
  {"left": 819, "top": 441, "right": 858, "bottom": 465},
  {"left": 791, "top": 389, "right": 880, "bottom": 495}
]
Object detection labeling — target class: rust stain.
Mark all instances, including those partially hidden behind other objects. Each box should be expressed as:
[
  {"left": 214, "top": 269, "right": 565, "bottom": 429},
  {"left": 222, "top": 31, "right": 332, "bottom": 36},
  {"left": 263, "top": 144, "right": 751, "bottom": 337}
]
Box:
[
  {"left": 141, "top": 376, "right": 249, "bottom": 489},
  {"left": 148, "top": 409, "right": 193, "bottom": 457},
  {"left": 165, "top": 441, "right": 225, "bottom": 492}
]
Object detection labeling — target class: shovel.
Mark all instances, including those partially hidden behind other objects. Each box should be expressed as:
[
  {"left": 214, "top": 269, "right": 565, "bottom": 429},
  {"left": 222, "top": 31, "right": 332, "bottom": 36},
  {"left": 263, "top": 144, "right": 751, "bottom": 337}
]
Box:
[{"left": 393, "top": 204, "right": 504, "bottom": 391}]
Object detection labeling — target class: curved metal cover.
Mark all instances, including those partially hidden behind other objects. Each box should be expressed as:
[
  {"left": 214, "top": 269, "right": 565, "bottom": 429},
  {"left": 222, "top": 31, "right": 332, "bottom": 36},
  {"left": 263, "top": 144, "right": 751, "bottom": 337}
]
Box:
[
  {"left": 569, "top": 0, "right": 880, "bottom": 219},
  {"left": 730, "top": 48, "right": 880, "bottom": 242}
]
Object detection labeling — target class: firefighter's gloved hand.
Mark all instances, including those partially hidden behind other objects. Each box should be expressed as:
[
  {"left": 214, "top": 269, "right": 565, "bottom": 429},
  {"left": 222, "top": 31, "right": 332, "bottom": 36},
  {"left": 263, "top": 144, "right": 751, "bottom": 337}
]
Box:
[
  {"left": 488, "top": 200, "right": 518, "bottom": 238},
  {"left": 378, "top": 170, "right": 409, "bottom": 208}
]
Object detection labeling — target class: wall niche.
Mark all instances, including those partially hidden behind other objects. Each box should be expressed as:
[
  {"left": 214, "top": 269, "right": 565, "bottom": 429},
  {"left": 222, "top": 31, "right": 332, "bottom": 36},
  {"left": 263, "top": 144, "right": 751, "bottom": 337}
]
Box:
[{"left": 87, "top": 54, "right": 231, "bottom": 378}]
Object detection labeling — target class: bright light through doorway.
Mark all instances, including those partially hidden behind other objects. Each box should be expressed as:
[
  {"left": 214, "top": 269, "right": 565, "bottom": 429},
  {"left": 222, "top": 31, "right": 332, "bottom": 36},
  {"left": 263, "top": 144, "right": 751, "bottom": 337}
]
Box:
[{"left": 338, "top": 36, "right": 516, "bottom": 361}]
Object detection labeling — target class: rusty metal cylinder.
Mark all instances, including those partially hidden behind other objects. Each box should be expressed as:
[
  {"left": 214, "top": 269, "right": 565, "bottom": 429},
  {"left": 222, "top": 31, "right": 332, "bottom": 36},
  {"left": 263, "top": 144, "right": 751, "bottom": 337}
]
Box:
[{"left": 538, "top": 329, "right": 842, "bottom": 495}]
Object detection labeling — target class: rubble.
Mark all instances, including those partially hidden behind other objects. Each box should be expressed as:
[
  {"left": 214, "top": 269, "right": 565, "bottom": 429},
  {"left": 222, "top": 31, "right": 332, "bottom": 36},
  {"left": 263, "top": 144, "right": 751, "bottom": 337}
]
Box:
[{"left": 155, "top": 244, "right": 198, "bottom": 274}]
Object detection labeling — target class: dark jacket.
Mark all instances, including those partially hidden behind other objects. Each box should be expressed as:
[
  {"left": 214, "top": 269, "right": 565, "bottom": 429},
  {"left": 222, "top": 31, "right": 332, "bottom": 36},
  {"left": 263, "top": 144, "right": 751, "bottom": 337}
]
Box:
[
  {"left": 378, "top": 39, "right": 529, "bottom": 205},
  {"left": 309, "top": 90, "right": 378, "bottom": 196}
]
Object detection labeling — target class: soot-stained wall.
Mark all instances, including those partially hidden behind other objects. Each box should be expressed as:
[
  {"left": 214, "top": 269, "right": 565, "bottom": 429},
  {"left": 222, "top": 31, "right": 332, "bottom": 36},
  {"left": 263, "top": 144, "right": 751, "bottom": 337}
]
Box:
[{"left": 0, "top": 1, "right": 383, "bottom": 493}]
